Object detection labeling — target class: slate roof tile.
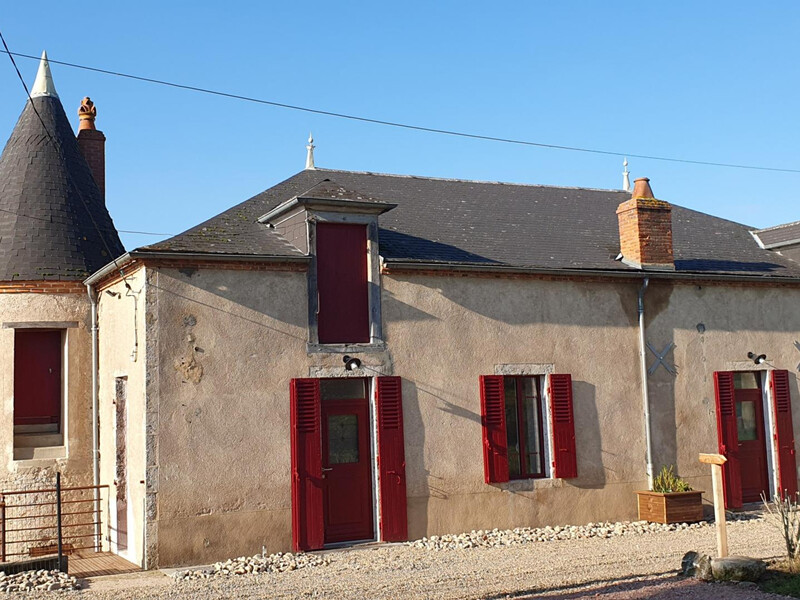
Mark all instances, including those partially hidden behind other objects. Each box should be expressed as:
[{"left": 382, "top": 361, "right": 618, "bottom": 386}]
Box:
[
  {"left": 0, "top": 96, "right": 124, "bottom": 280},
  {"left": 753, "top": 221, "right": 800, "bottom": 248},
  {"left": 142, "top": 169, "right": 800, "bottom": 278}
]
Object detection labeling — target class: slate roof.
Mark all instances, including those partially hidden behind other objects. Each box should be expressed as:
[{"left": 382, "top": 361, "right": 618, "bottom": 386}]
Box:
[
  {"left": 0, "top": 96, "right": 124, "bottom": 280},
  {"left": 141, "top": 168, "right": 800, "bottom": 279},
  {"left": 752, "top": 221, "right": 800, "bottom": 249}
]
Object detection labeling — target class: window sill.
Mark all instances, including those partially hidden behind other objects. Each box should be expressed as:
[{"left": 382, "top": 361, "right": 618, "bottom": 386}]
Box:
[
  {"left": 502, "top": 478, "right": 565, "bottom": 492},
  {"left": 307, "top": 341, "right": 386, "bottom": 354},
  {"left": 13, "top": 445, "right": 66, "bottom": 461},
  {"left": 13, "top": 431, "right": 65, "bottom": 461}
]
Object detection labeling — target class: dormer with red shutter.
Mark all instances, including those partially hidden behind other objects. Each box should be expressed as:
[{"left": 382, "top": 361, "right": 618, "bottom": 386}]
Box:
[{"left": 259, "top": 179, "right": 396, "bottom": 351}]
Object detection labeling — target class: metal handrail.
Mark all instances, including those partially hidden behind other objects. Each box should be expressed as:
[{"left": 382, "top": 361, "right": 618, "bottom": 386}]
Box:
[
  {"left": 0, "top": 482, "right": 108, "bottom": 564},
  {"left": 0, "top": 484, "right": 109, "bottom": 496}
]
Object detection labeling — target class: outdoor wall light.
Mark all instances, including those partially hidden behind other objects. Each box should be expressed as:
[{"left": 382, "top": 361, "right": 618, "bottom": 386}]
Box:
[
  {"left": 747, "top": 352, "right": 767, "bottom": 365},
  {"left": 343, "top": 355, "right": 362, "bottom": 371}
]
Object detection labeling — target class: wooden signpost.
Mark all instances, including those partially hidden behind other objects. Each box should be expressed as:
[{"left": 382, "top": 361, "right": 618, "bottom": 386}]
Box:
[{"left": 699, "top": 453, "right": 728, "bottom": 557}]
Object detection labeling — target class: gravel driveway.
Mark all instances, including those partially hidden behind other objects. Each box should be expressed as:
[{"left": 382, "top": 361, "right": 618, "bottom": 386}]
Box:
[{"left": 22, "top": 515, "right": 794, "bottom": 599}]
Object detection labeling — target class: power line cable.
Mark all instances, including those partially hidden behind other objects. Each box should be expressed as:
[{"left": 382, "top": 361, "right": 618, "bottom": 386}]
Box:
[
  {"left": 1, "top": 49, "right": 799, "bottom": 174},
  {"left": 0, "top": 204, "right": 173, "bottom": 236}
]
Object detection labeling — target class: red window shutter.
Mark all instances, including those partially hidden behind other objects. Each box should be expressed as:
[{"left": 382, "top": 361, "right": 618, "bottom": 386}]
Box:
[
  {"left": 480, "top": 375, "right": 509, "bottom": 483},
  {"left": 316, "top": 223, "right": 370, "bottom": 344},
  {"left": 771, "top": 370, "right": 798, "bottom": 499},
  {"left": 290, "top": 378, "right": 324, "bottom": 551},
  {"left": 14, "top": 330, "right": 62, "bottom": 426},
  {"left": 376, "top": 376, "right": 408, "bottom": 542},
  {"left": 714, "top": 371, "right": 742, "bottom": 509},
  {"left": 549, "top": 374, "right": 578, "bottom": 479}
]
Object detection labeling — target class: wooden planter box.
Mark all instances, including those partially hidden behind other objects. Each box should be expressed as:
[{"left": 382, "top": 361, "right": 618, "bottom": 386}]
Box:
[{"left": 636, "top": 490, "right": 704, "bottom": 524}]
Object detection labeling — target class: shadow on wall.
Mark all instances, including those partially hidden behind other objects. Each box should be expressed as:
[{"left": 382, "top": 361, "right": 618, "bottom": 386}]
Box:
[
  {"left": 570, "top": 381, "right": 606, "bottom": 489},
  {"left": 169, "top": 267, "right": 309, "bottom": 329},
  {"left": 434, "top": 278, "right": 640, "bottom": 327},
  {"left": 401, "top": 380, "right": 428, "bottom": 540},
  {"left": 401, "top": 378, "right": 486, "bottom": 539},
  {"left": 381, "top": 289, "right": 440, "bottom": 322},
  {"left": 647, "top": 331, "right": 679, "bottom": 479},
  {"left": 148, "top": 272, "right": 309, "bottom": 344}
]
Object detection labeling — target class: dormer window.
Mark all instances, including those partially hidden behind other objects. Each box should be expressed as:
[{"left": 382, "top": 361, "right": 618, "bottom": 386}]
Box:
[{"left": 259, "top": 179, "right": 396, "bottom": 352}]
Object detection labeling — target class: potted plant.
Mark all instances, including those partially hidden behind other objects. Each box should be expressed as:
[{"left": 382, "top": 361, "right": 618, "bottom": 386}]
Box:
[{"left": 637, "top": 465, "right": 704, "bottom": 524}]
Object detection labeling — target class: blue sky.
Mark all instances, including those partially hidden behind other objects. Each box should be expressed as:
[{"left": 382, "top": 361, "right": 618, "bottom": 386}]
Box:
[{"left": 1, "top": 2, "right": 799, "bottom": 250}]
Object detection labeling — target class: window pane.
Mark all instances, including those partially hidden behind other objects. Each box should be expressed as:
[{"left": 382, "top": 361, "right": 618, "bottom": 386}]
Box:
[
  {"left": 521, "top": 378, "right": 543, "bottom": 476},
  {"left": 321, "top": 378, "right": 365, "bottom": 401},
  {"left": 504, "top": 378, "right": 521, "bottom": 478},
  {"left": 736, "top": 401, "right": 758, "bottom": 441},
  {"left": 328, "top": 414, "right": 360, "bottom": 464},
  {"left": 734, "top": 372, "right": 759, "bottom": 390}
]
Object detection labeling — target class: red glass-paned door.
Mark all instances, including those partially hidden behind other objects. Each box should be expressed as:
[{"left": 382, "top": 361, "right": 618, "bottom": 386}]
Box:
[{"left": 321, "top": 398, "right": 374, "bottom": 543}]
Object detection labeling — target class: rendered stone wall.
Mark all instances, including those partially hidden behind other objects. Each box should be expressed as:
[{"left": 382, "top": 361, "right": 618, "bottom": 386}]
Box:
[
  {"left": 122, "top": 263, "right": 800, "bottom": 567},
  {"left": 97, "top": 268, "right": 148, "bottom": 567},
  {"left": 0, "top": 290, "right": 94, "bottom": 559}
]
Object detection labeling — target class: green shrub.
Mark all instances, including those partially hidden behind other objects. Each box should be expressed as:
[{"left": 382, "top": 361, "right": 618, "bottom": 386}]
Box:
[{"left": 653, "top": 465, "right": 692, "bottom": 493}]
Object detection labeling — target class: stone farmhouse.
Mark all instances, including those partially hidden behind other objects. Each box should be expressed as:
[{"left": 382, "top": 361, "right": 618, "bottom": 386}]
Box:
[{"left": 3, "top": 54, "right": 800, "bottom": 570}]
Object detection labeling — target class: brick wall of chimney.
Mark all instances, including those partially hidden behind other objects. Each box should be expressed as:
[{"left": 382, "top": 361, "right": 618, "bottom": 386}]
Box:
[
  {"left": 616, "top": 197, "right": 675, "bottom": 269},
  {"left": 77, "top": 129, "right": 106, "bottom": 201}
]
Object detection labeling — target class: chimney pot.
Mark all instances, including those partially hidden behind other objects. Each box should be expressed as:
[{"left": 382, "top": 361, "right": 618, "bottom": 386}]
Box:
[{"left": 631, "top": 177, "right": 655, "bottom": 199}]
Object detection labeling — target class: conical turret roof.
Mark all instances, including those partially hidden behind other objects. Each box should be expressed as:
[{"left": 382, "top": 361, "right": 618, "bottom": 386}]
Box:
[{"left": 0, "top": 55, "right": 123, "bottom": 281}]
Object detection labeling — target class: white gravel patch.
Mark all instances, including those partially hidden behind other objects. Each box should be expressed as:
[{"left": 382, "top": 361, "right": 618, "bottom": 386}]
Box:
[
  {"left": 408, "top": 512, "right": 763, "bottom": 550},
  {"left": 173, "top": 551, "right": 329, "bottom": 581},
  {"left": 0, "top": 569, "right": 80, "bottom": 593}
]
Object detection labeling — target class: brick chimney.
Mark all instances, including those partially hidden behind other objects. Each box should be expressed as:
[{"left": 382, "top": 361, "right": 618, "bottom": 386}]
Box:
[
  {"left": 616, "top": 177, "right": 675, "bottom": 271},
  {"left": 76, "top": 97, "right": 106, "bottom": 201}
]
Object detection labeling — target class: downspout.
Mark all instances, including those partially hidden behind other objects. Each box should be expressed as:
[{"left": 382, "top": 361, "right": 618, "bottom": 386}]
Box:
[
  {"left": 86, "top": 283, "right": 101, "bottom": 545},
  {"left": 638, "top": 277, "right": 654, "bottom": 490}
]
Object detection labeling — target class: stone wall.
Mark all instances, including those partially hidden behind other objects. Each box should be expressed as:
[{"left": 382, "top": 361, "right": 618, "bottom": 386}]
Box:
[{"left": 103, "top": 263, "right": 800, "bottom": 567}]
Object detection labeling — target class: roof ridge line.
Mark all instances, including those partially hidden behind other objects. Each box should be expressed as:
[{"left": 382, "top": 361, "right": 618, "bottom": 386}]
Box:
[
  {"left": 312, "top": 167, "right": 631, "bottom": 194},
  {"left": 754, "top": 219, "right": 800, "bottom": 234}
]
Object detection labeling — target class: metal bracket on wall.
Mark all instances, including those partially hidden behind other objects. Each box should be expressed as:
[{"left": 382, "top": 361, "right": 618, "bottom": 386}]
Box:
[{"left": 647, "top": 341, "right": 676, "bottom": 375}]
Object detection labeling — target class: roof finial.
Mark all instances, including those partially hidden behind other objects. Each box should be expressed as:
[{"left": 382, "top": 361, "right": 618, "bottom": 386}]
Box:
[
  {"left": 622, "top": 157, "right": 631, "bottom": 192},
  {"left": 305, "top": 133, "right": 315, "bottom": 170},
  {"left": 30, "top": 51, "right": 59, "bottom": 99}
]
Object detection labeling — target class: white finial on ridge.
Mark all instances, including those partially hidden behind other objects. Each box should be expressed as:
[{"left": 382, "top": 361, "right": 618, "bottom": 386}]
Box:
[
  {"left": 622, "top": 157, "right": 631, "bottom": 192},
  {"left": 30, "top": 51, "right": 59, "bottom": 99},
  {"left": 305, "top": 133, "right": 315, "bottom": 170}
]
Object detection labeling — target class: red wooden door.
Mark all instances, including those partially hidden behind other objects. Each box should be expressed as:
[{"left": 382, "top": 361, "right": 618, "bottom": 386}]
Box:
[
  {"left": 316, "top": 223, "right": 369, "bottom": 344},
  {"left": 14, "top": 330, "right": 61, "bottom": 427},
  {"left": 322, "top": 398, "right": 373, "bottom": 543},
  {"left": 735, "top": 388, "right": 770, "bottom": 503}
]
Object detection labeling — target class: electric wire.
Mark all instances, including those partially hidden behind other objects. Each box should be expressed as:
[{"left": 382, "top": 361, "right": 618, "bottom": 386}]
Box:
[{"left": 1, "top": 49, "right": 799, "bottom": 174}]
